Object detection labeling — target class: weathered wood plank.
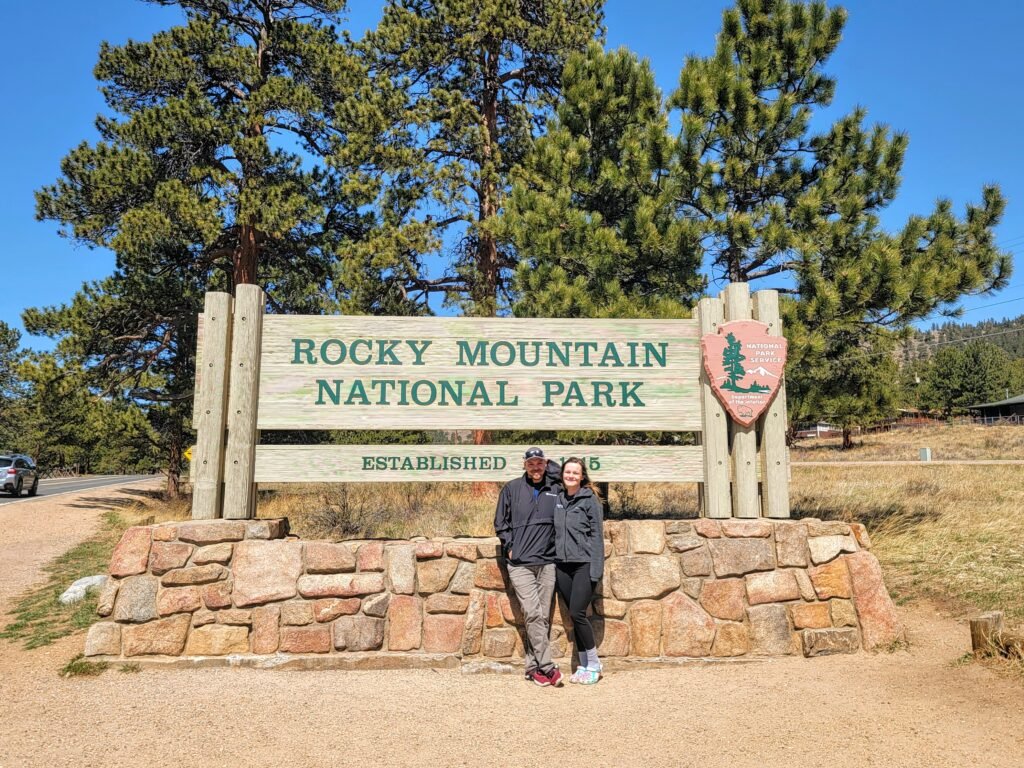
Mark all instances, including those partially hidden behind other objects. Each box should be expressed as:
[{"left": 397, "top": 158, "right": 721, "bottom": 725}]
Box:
[
  {"left": 256, "top": 316, "right": 702, "bottom": 431},
  {"left": 753, "top": 290, "right": 790, "bottom": 519},
  {"left": 697, "top": 297, "right": 731, "bottom": 518},
  {"left": 253, "top": 445, "right": 705, "bottom": 483},
  {"left": 223, "top": 285, "right": 265, "bottom": 519},
  {"left": 724, "top": 284, "right": 760, "bottom": 518},
  {"left": 193, "top": 312, "right": 205, "bottom": 427},
  {"left": 191, "top": 293, "right": 232, "bottom": 520}
]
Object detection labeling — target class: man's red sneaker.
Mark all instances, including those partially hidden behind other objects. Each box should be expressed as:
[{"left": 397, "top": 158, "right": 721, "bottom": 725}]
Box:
[
  {"left": 526, "top": 669, "right": 551, "bottom": 686},
  {"left": 546, "top": 667, "right": 564, "bottom": 687}
]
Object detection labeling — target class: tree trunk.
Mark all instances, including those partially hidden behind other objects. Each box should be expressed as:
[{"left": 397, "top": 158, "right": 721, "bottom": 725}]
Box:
[
  {"left": 234, "top": 223, "right": 259, "bottom": 288},
  {"left": 842, "top": 427, "right": 854, "bottom": 450}
]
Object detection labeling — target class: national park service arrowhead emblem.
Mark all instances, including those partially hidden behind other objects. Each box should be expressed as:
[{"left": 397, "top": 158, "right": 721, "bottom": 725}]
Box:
[{"left": 701, "top": 320, "right": 788, "bottom": 427}]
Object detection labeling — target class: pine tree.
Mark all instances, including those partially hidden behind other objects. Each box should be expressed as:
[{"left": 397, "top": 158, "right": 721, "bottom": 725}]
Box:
[
  {"left": 32, "top": 0, "right": 399, "bottom": 493},
  {"left": 362, "top": 0, "right": 604, "bottom": 316},
  {"left": 920, "top": 342, "right": 1015, "bottom": 416},
  {"left": 721, "top": 333, "right": 746, "bottom": 390},
  {"left": 669, "top": 0, "right": 1011, "bottom": 437},
  {"left": 498, "top": 43, "right": 703, "bottom": 319}
]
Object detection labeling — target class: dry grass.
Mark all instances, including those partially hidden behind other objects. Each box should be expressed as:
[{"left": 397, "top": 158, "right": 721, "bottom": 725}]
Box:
[
  {"left": 791, "top": 424, "right": 1024, "bottom": 462},
  {"left": 791, "top": 463, "right": 1024, "bottom": 627}
]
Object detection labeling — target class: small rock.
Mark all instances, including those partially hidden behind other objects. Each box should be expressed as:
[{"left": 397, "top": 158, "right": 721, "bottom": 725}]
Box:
[
  {"left": 313, "top": 598, "right": 361, "bottom": 622},
  {"left": 387, "top": 595, "right": 423, "bottom": 651},
  {"left": 745, "top": 570, "right": 800, "bottom": 605},
  {"left": 109, "top": 527, "right": 152, "bottom": 578},
  {"left": 680, "top": 577, "right": 703, "bottom": 599},
  {"left": 356, "top": 541, "right": 384, "bottom": 571},
  {"left": 662, "top": 592, "right": 715, "bottom": 656},
  {"left": 747, "top": 604, "right": 794, "bottom": 655},
  {"left": 185, "top": 624, "right": 249, "bottom": 655},
  {"left": 297, "top": 573, "right": 385, "bottom": 598},
  {"left": 721, "top": 519, "right": 772, "bottom": 538},
  {"left": 243, "top": 518, "right": 289, "bottom": 540},
  {"left": 808, "top": 534, "right": 858, "bottom": 565},
  {"left": 802, "top": 627, "right": 860, "bottom": 657},
  {"left": 415, "top": 541, "right": 444, "bottom": 559},
  {"left": 665, "top": 521, "right": 694, "bottom": 535},
  {"left": 278, "top": 625, "right": 331, "bottom": 654},
  {"left": 628, "top": 520, "right": 666, "bottom": 554},
  {"left": 593, "top": 598, "right": 629, "bottom": 619},
  {"left": 607, "top": 555, "right": 680, "bottom": 600},
  {"left": 808, "top": 558, "right": 853, "bottom": 599},
  {"left": 846, "top": 551, "right": 903, "bottom": 650},
  {"left": 160, "top": 564, "right": 227, "bottom": 587},
  {"left": 121, "top": 614, "right": 190, "bottom": 656},
  {"left": 711, "top": 622, "right": 750, "bottom": 657},
  {"left": 708, "top": 539, "right": 775, "bottom": 577},
  {"left": 476, "top": 539, "right": 502, "bottom": 559},
  {"left": 473, "top": 559, "right": 507, "bottom": 590},
  {"left": 806, "top": 520, "right": 852, "bottom": 537},
  {"left": 362, "top": 593, "right": 391, "bottom": 618},
  {"left": 192, "top": 609, "right": 216, "bottom": 627},
  {"left": 792, "top": 602, "right": 832, "bottom": 629},
  {"left": 201, "top": 579, "right": 233, "bottom": 610},
  {"left": 628, "top": 601, "right": 662, "bottom": 657},
  {"left": 449, "top": 561, "right": 476, "bottom": 594},
  {"left": 693, "top": 519, "right": 722, "bottom": 538},
  {"left": 303, "top": 542, "right": 356, "bottom": 574},
  {"left": 96, "top": 578, "right": 119, "bottom": 617},
  {"left": 849, "top": 522, "right": 872, "bottom": 550},
  {"left": 679, "top": 546, "right": 713, "bottom": 576},
  {"left": 462, "top": 591, "right": 485, "bottom": 655},
  {"left": 830, "top": 599, "right": 858, "bottom": 628},
  {"left": 280, "top": 601, "right": 314, "bottom": 626},
  {"left": 445, "top": 541, "right": 479, "bottom": 562},
  {"left": 385, "top": 543, "right": 417, "bottom": 595},
  {"left": 232, "top": 540, "right": 303, "bottom": 606},
  {"left": 482, "top": 627, "right": 517, "bottom": 658},
  {"left": 774, "top": 522, "right": 808, "bottom": 568},
  {"left": 594, "top": 618, "right": 631, "bottom": 656},
  {"left": 157, "top": 586, "right": 202, "bottom": 616},
  {"left": 333, "top": 616, "right": 384, "bottom": 651},
  {"left": 417, "top": 559, "right": 459, "bottom": 594},
  {"left": 423, "top": 614, "right": 465, "bottom": 653},
  {"left": 176, "top": 520, "right": 245, "bottom": 545},
  {"left": 191, "top": 543, "right": 233, "bottom": 565},
  {"left": 84, "top": 622, "right": 121, "bottom": 657},
  {"left": 667, "top": 531, "right": 703, "bottom": 553},
  {"left": 699, "top": 578, "right": 746, "bottom": 622},
  {"left": 149, "top": 541, "right": 193, "bottom": 575},
  {"left": 425, "top": 594, "right": 470, "bottom": 614},
  {"left": 251, "top": 605, "right": 280, "bottom": 654},
  {"left": 112, "top": 575, "right": 159, "bottom": 623},
  {"left": 59, "top": 575, "right": 108, "bottom": 605}
]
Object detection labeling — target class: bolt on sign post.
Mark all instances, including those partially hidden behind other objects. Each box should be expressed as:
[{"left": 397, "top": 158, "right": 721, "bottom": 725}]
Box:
[{"left": 191, "top": 283, "right": 790, "bottom": 520}]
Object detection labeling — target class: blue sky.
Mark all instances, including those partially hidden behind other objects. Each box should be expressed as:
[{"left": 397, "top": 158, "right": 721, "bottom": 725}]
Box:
[{"left": 4, "top": 0, "right": 1024, "bottom": 351}]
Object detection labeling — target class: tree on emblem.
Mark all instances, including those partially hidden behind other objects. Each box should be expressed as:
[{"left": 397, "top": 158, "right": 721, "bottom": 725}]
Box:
[{"left": 721, "top": 333, "right": 746, "bottom": 391}]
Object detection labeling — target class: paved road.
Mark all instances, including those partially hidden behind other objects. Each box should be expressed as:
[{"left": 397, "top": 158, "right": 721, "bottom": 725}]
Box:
[{"left": 0, "top": 474, "right": 158, "bottom": 506}]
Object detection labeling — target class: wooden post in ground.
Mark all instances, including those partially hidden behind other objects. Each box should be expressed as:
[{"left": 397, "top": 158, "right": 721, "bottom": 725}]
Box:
[
  {"left": 752, "top": 289, "right": 790, "bottom": 518},
  {"left": 697, "top": 296, "right": 732, "bottom": 518},
  {"left": 223, "top": 284, "right": 265, "bottom": 520},
  {"left": 723, "top": 283, "right": 760, "bottom": 518},
  {"left": 191, "top": 292, "right": 233, "bottom": 520},
  {"left": 970, "top": 611, "right": 1004, "bottom": 656}
]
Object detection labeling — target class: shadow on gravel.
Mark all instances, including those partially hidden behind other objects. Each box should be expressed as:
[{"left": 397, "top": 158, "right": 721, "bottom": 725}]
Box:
[{"left": 69, "top": 487, "right": 164, "bottom": 510}]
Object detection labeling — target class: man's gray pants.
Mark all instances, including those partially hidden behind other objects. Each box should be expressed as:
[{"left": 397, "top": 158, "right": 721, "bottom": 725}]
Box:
[{"left": 506, "top": 562, "right": 556, "bottom": 673}]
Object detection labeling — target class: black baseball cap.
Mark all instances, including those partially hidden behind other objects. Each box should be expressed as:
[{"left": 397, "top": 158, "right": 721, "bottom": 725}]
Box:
[{"left": 524, "top": 447, "right": 546, "bottom": 460}]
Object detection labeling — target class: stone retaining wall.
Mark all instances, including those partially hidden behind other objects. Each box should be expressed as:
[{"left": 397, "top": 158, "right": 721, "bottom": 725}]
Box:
[{"left": 84, "top": 517, "right": 902, "bottom": 665}]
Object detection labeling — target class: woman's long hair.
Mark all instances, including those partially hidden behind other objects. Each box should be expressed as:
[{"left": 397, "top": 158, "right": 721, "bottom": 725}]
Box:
[{"left": 561, "top": 456, "right": 602, "bottom": 501}]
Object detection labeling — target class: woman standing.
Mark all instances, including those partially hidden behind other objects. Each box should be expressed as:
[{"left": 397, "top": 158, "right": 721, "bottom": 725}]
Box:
[{"left": 553, "top": 457, "right": 605, "bottom": 684}]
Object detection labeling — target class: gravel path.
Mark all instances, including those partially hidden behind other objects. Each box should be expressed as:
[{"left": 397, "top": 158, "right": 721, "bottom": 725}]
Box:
[{"left": 2, "top": 483, "right": 1023, "bottom": 768}]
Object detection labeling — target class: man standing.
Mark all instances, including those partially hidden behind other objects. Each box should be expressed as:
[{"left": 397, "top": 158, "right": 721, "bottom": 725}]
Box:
[{"left": 494, "top": 447, "right": 563, "bottom": 686}]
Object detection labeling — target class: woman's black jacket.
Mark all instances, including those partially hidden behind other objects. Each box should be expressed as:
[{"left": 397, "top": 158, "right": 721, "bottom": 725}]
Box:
[{"left": 553, "top": 486, "right": 605, "bottom": 581}]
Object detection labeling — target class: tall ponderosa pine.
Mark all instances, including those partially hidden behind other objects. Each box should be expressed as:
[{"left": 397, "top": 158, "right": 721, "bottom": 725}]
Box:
[
  {"left": 33, "top": 0, "right": 394, "bottom": 494},
  {"left": 362, "top": 0, "right": 604, "bottom": 316},
  {"left": 670, "top": 0, "right": 1011, "bottom": 438},
  {"left": 499, "top": 44, "right": 703, "bottom": 319}
]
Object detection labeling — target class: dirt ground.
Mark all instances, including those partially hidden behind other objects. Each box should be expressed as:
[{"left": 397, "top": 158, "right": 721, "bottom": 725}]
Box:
[{"left": 2, "top": 482, "right": 1023, "bottom": 768}]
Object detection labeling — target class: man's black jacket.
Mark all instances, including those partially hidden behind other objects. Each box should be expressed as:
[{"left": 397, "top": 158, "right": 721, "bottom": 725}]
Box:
[{"left": 494, "top": 463, "right": 561, "bottom": 565}]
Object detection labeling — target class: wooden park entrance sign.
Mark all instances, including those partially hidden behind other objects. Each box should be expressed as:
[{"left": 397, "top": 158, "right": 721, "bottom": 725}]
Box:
[{"left": 191, "top": 282, "right": 790, "bottom": 521}]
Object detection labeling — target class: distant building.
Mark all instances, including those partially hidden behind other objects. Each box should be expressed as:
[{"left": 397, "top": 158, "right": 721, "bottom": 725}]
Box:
[{"left": 967, "top": 393, "right": 1024, "bottom": 420}]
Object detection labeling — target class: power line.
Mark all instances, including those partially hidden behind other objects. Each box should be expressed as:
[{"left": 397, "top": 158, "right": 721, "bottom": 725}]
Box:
[{"left": 957, "top": 295, "right": 1024, "bottom": 314}]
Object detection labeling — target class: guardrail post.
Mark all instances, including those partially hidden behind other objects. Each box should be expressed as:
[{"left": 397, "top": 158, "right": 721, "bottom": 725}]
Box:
[{"left": 752, "top": 290, "right": 790, "bottom": 518}]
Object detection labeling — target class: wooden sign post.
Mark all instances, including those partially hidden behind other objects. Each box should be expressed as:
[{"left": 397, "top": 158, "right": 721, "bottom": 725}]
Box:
[{"left": 191, "top": 285, "right": 791, "bottom": 520}]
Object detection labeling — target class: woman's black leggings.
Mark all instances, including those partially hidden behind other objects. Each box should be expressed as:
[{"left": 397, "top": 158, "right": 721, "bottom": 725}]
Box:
[{"left": 555, "top": 562, "right": 596, "bottom": 651}]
